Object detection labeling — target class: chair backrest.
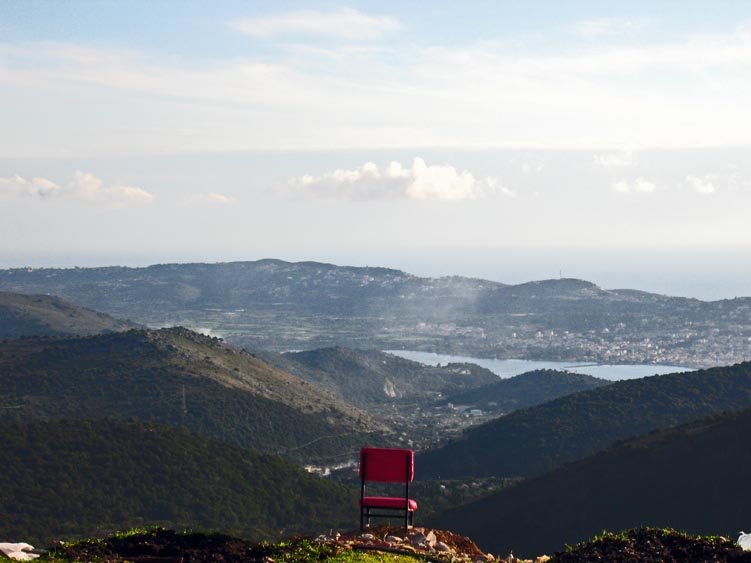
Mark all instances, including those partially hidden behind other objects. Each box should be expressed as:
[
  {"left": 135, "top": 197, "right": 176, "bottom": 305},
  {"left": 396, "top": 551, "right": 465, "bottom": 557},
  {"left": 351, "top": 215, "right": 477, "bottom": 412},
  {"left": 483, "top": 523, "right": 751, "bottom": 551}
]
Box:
[{"left": 360, "top": 447, "right": 414, "bottom": 483}]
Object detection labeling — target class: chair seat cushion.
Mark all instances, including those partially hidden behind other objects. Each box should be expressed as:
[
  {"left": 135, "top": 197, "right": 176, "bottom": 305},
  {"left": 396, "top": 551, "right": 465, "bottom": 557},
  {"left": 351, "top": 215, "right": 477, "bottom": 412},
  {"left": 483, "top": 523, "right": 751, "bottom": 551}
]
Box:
[{"left": 361, "top": 496, "right": 418, "bottom": 510}]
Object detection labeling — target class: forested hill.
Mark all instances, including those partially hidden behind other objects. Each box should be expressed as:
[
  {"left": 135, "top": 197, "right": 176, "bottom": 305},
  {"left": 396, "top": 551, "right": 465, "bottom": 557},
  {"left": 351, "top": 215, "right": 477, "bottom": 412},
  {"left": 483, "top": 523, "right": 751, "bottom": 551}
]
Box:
[
  {"left": 418, "top": 362, "right": 751, "bottom": 479},
  {"left": 429, "top": 407, "right": 751, "bottom": 558},
  {"left": 0, "top": 260, "right": 735, "bottom": 322},
  {"left": 1, "top": 260, "right": 749, "bottom": 366},
  {"left": 0, "top": 419, "right": 356, "bottom": 544},
  {"left": 258, "top": 346, "right": 498, "bottom": 408},
  {"left": 442, "top": 369, "right": 611, "bottom": 413},
  {"left": 0, "top": 291, "right": 137, "bottom": 339},
  {"left": 0, "top": 327, "right": 386, "bottom": 463},
  {"left": 0, "top": 260, "right": 501, "bottom": 318}
]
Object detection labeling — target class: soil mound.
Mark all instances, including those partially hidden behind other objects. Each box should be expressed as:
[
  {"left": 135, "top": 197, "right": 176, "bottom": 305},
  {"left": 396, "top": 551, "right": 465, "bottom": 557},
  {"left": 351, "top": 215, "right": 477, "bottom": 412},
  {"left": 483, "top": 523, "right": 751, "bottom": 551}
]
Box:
[
  {"left": 52, "top": 527, "right": 499, "bottom": 563},
  {"left": 54, "top": 529, "right": 258, "bottom": 563},
  {"left": 552, "top": 528, "right": 751, "bottom": 563},
  {"left": 51, "top": 527, "right": 750, "bottom": 562}
]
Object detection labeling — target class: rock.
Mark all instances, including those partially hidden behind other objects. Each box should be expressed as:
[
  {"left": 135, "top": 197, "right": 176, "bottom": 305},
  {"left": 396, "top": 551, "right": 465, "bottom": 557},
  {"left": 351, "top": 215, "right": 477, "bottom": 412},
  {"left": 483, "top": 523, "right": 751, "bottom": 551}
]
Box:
[
  {"left": 740, "top": 532, "right": 751, "bottom": 550},
  {"left": 425, "top": 530, "right": 437, "bottom": 548},
  {"left": 409, "top": 531, "right": 427, "bottom": 547},
  {"left": 534, "top": 557, "right": 551, "bottom": 563},
  {"left": 360, "top": 533, "right": 375, "bottom": 541},
  {"left": 0, "top": 544, "right": 40, "bottom": 561},
  {"left": 385, "top": 535, "right": 403, "bottom": 544},
  {"left": 436, "top": 541, "right": 452, "bottom": 552}
]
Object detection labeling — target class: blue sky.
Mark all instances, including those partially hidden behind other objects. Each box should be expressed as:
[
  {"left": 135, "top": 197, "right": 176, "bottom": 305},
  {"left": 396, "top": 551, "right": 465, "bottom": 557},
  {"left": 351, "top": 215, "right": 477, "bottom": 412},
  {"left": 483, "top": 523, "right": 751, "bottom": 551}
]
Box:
[
  {"left": 3, "top": 1, "right": 750, "bottom": 54},
  {"left": 5, "top": 1, "right": 751, "bottom": 155},
  {"left": 1, "top": 1, "right": 751, "bottom": 298}
]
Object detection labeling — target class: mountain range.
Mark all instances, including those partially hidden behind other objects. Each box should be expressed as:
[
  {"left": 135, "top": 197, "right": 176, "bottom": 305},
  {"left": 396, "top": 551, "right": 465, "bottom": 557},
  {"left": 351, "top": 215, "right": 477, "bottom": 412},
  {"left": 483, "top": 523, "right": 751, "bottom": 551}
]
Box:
[
  {"left": 3, "top": 277, "right": 751, "bottom": 555},
  {"left": 1, "top": 259, "right": 749, "bottom": 366}
]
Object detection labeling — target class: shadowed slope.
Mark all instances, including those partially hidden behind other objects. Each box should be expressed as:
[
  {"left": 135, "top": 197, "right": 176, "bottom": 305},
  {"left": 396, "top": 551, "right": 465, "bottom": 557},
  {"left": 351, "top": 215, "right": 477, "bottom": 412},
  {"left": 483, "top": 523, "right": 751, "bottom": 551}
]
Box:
[
  {"left": 430, "top": 408, "right": 751, "bottom": 558},
  {"left": 442, "top": 369, "right": 610, "bottom": 413},
  {"left": 0, "top": 419, "right": 356, "bottom": 545},
  {"left": 0, "top": 327, "right": 387, "bottom": 463},
  {"left": 419, "top": 362, "right": 751, "bottom": 479},
  {"left": 260, "top": 346, "right": 498, "bottom": 408},
  {"left": 0, "top": 291, "right": 137, "bottom": 339}
]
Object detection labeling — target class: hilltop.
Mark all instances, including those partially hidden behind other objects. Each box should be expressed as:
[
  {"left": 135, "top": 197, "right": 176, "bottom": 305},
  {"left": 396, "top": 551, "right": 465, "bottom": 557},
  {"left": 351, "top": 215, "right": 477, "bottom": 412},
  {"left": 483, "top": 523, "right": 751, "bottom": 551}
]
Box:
[
  {"left": 418, "top": 362, "right": 751, "bottom": 479},
  {"left": 442, "top": 369, "right": 610, "bottom": 413},
  {"left": 0, "top": 327, "right": 386, "bottom": 463},
  {"left": 430, "top": 407, "right": 751, "bottom": 558},
  {"left": 1, "top": 259, "right": 749, "bottom": 367},
  {"left": 259, "top": 346, "right": 499, "bottom": 408},
  {"left": 0, "top": 291, "right": 137, "bottom": 339},
  {"left": 0, "top": 419, "right": 355, "bottom": 545}
]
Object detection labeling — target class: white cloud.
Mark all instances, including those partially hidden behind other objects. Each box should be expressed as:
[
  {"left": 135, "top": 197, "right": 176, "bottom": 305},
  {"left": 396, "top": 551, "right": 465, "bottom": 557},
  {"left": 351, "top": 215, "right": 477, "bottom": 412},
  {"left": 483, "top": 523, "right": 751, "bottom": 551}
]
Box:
[
  {"left": 573, "top": 18, "right": 647, "bottom": 38},
  {"left": 286, "top": 158, "right": 512, "bottom": 202},
  {"left": 183, "top": 192, "right": 235, "bottom": 206},
  {"left": 0, "top": 171, "right": 154, "bottom": 205},
  {"left": 613, "top": 177, "right": 656, "bottom": 193},
  {"left": 685, "top": 174, "right": 717, "bottom": 195},
  {"left": 69, "top": 171, "right": 155, "bottom": 204},
  {"left": 7, "top": 23, "right": 751, "bottom": 156},
  {"left": 521, "top": 160, "right": 545, "bottom": 174},
  {"left": 230, "top": 8, "right": 402, "bottom": 41},
  {"left": 0, "top": 175, "right": 61, "bottom": 197},
  {"left": 595, "top": 150, "right": 634, "bottom": 167}
]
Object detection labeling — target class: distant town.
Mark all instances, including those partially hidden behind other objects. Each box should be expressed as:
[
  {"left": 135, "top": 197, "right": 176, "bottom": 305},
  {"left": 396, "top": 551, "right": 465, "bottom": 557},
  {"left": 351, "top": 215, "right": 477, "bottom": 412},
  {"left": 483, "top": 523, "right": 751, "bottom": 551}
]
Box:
[{"left": 2, "top": 260, "right": 750, "bottom": 369}]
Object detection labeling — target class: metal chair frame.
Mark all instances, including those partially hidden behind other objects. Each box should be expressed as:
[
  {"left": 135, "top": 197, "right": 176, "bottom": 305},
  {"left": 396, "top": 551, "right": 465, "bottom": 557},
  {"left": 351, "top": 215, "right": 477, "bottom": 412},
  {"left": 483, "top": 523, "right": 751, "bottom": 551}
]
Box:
[{"left": 359, "top": 447, "right": 416, "bottom": 531}]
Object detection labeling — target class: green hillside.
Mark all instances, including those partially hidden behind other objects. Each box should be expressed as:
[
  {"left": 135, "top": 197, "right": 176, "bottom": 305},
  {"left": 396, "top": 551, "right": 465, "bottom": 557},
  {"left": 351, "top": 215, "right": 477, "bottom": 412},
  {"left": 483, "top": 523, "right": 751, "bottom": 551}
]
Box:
[
  {"left": 0, "top": 419, "right": 356, "bottom": 545},
  {"left": 443, "top": 369, "right": 610, "bottom": 413},
  {"left": 430, "top": 408, "right": 751, "bottom": 558},
  {"left": 419, "top": 362, "right": 751, "bottom": 478},
  {"left": 261, "top": 346, "right": 498, "bottom": 408},
  {"left": 0, "top": 328, "right": 387, "bottom": 464},
  {"left": 0, "top": 291, "right": 137, "bottom": 339}
]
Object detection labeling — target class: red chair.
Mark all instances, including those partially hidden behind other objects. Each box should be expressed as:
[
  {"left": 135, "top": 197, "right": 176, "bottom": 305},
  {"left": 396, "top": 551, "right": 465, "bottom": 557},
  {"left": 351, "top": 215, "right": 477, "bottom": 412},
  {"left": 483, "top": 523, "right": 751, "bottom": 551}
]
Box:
[{"left": 359, "top": 447, "right": 418, "bottom": 530}]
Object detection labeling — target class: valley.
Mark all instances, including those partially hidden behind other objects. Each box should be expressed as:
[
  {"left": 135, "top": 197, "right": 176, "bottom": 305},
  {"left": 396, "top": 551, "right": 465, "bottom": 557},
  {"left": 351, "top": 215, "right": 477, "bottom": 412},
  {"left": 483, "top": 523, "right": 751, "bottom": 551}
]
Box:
[{"left": 2, "top": 263, "right": 751, "bottom": 558}]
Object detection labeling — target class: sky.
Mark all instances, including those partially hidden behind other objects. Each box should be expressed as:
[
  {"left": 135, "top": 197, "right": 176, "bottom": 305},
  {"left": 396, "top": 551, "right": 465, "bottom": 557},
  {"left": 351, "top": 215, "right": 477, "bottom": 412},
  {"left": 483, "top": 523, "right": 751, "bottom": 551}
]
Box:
[{"left": 1, "top": 1, "right": 750, "bottom": 299}]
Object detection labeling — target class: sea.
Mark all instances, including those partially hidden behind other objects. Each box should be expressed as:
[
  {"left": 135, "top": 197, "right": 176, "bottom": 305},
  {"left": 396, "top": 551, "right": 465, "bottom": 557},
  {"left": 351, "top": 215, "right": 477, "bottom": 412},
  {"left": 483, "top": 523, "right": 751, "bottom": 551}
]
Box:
[{"left": 384, "top": 350, "right": 692, "bottom": 381}]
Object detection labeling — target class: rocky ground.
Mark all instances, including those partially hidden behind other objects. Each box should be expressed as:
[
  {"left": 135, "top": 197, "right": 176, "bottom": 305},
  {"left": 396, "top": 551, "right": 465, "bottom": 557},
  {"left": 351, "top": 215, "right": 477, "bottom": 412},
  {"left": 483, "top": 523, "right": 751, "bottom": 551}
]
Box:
[
  {"left": 48, "top": 527, "right": 545, "bottom": 563},
  {"left": 20, "top": 526, "right": 751, "bottom": 563},
  {"left": 553, "top": 528, "right": 751, "bottom": 563},
  {"left": 319, "top": 526, "right": 549, "bottom": 562}
]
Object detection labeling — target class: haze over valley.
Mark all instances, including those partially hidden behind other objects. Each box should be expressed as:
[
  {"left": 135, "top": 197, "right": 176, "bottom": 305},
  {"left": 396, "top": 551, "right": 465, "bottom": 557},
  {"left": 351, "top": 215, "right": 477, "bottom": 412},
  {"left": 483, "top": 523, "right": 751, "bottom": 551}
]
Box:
[{"left": 2, "top": 259, "right": 748, "bottom": 369}]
